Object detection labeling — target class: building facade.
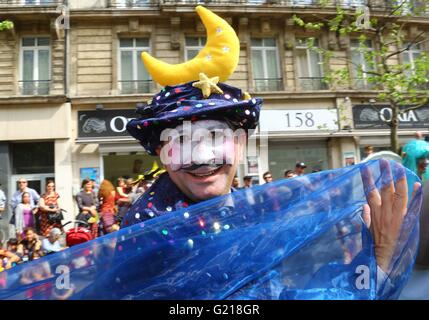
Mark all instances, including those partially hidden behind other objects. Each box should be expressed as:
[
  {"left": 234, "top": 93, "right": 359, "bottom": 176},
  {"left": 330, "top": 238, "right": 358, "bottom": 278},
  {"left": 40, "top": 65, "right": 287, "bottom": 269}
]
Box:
[{"left": 1, "top": 0, "right": 428, "bottom": 232}]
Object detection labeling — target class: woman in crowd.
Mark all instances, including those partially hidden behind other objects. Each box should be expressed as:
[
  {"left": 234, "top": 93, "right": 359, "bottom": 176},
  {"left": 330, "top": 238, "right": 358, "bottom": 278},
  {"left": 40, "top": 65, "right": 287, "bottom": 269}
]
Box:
[
  {"left": 38, "top": 180, "right": 62, "bottom": 237},
  {"left": 0, "top": 241, "right": 20, "bottom": 271},
  {"left": 17, "top": 228, "right": 42, "bottom": 262},
  {"left": 14, "top": 192, "right": 37, "bottom": 238},
  {"left": 76, "top": 179, "right": 99, "bottom": 239},
  {"left": 98, "top": 179, "right": 119, "bottom": 234},
  {"left": 115, "top": 178, "right": 130, "bottom": 218}
]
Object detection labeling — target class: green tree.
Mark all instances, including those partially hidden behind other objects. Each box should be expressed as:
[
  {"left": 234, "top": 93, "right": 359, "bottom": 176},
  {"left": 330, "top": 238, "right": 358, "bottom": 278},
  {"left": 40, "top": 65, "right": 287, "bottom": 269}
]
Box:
[
  {"left": 0, "top": 20, "right": 13, "bottom": 32},
  {"left": 294, "top": 0, "right": 429, "bottom": 154}
]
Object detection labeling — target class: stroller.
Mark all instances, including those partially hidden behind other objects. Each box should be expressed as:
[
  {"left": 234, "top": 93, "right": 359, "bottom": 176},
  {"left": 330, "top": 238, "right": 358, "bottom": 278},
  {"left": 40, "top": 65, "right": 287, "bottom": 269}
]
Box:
[{"left": 62, "top": 220, "right": 93, "bottom": 247}]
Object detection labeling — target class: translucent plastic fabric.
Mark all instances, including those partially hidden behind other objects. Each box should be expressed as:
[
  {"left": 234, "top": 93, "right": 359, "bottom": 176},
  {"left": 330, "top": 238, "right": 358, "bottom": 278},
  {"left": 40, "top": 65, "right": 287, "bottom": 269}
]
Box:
[{"left": 0, "top": 160, "right": 422, "bottom": 300}]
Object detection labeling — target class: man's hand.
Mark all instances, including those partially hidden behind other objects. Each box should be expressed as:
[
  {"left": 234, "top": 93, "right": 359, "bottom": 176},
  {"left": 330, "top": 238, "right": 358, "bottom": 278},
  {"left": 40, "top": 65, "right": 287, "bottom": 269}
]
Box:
[{"left": 361, "top": 159, "right": 420, "bottom": 273}]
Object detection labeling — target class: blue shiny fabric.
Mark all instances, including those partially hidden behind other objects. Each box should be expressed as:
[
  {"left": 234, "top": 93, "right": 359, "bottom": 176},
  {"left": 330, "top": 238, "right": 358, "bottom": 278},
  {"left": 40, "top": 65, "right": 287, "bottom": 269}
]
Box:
[{"left": 0, "top": 160, "right": 422, "bottom": 300}]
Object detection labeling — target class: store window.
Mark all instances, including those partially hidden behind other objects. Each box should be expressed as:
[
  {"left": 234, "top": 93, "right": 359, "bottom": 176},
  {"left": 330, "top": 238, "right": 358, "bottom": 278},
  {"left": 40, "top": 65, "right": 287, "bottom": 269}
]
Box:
[
  {"left": 11, "top": 142, "right": 54, "bottom": 174},
  {"left": 119, "top": 38, "right": 152, "bottom": 94},
  {"left": 10, "top": 142, "right": 55, "bottom": 195},
  {"left": 103, "top": 154, "right": 161, "bottom": 183},
  {"left": 268, "top": 140, "right": 329, "bottom": 179}
]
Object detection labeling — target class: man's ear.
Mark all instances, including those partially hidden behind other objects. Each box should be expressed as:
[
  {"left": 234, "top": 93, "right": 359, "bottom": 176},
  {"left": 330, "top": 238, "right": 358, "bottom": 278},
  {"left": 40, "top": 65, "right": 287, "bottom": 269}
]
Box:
[{"left": 155, "top": 146, "right": 162, "bottom": 156}]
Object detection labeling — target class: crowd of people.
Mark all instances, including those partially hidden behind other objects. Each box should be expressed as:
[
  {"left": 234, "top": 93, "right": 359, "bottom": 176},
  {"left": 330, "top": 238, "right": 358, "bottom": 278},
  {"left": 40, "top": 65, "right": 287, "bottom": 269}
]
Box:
[
  {"left": 0, "top": 178, "right": 67, "bottom": 271},
  {"left": 0, "top": 174, "right": 157, "bottom": 272},
  {"left": 233, "top": 161, "right": 310, "bottom": 189},
  {"left": 0, "top": 156, "right": 372, "bottom": 272}
]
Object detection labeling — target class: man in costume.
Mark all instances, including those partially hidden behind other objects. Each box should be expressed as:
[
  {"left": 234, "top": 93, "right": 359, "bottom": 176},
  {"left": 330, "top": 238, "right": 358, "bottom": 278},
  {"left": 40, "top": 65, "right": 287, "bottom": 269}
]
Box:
[{"left": 123, "top": 5, "right": 418, "bottom": 281}]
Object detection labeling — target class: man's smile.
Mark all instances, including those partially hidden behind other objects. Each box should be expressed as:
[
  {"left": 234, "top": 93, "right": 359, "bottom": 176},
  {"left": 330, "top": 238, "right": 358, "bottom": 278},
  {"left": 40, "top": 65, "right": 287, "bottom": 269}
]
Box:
[{"left": 182, "top": 165, "right": 227, "bottom": 181}]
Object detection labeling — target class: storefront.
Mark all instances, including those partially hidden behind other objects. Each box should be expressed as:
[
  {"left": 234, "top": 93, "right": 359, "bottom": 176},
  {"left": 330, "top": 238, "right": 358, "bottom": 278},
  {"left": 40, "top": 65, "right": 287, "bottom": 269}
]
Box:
[
  {"left": 353, "top": 103, "right": 429, "bottom": 160},
  {"left": 74, "top": 108, "right": 159, "bottom": 196},
  {"left": 254, "top": 102, "right": 345, "bottom": 181},
  {"left": 0, "top": 101, "right": 73, "bottom": 236}
]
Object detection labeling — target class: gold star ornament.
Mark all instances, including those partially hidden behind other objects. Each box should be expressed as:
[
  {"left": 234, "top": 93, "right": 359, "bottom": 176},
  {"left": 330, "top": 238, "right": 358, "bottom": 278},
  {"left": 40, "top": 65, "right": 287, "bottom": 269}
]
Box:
[{"left": 192, "top": 73, "right": 224, "bottom": 98}]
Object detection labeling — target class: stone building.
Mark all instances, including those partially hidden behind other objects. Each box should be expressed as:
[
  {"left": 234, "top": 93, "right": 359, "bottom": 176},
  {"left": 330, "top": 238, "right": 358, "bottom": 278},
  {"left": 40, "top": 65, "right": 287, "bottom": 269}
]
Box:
[{"left": 0, "top": 0, "right": 428, "bottom": 230}]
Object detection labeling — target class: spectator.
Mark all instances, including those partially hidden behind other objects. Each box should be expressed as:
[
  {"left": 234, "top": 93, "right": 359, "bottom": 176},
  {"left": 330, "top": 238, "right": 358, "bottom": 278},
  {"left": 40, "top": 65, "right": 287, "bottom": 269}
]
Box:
[
  {"left": 0, "top": 184, "right": 5, "bottom": 219},
  {"left": 38, "top": 180, "right": 62, "bottom": 237},
  {"left": 10, "top": 178, "right": 40, "bottom": 213},
  {"left": 41, "top": 228, "right": 63, "bottom": 255},
  {"left": 116, "top": 178, "right": 131, "bottom": 218},
  {"left": 232, "top": 176, "right": 240, "bottom": 189},
  {"left": 417, "top": 158, "right": 428, "bottom": 179},
  {"left": 364, "top": 146, "right": 374, "bottom": 158},
  {"left": 90, "top": 179, "right": 99, "bottom": 195},
  {"left": 415, "top": 131, "right": 424, "bottom": 140},
  {"left": 263, "top": 171, "right": 273, "bottom": 184},
  {"left": 243, "top": 176, "right": 253, "bottom": 188},
  {"left": 17, "top": 227, "right": 42, "bottom": 262},
  {"left": 0, "top": 241, "right": 20, "bottom": 270},
  {"left": 98, "top": 180, "right": 120, "bottom": 234},
  {"left": 284, "top": 169, "right": 297, "bottom": 179},
  {"left": 6, "top": 238, "right": 22, "bottom": 261},
  {"left": 294, "top": 162, "right": 307, "bottom": 176},
  {"left": 76, "top": 179, "right": 99, "bottom": 239},
  {"left": 13, "top": 192, "right": 38, "bottom": 238},
  {"left": 128, "top": 178, "right": 147, "bottom": 205}
]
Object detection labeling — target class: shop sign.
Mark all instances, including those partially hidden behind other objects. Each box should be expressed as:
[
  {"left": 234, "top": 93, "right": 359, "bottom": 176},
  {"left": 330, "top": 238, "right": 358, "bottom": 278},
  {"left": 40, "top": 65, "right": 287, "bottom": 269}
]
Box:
[
  {"left": 80, "top": 167, "right": 100, "bottom": 185},
  {"left": 78, "top": 110, "right": 136, "bottom": 138},
  {"left": 259, "top": 109, "right": 338, "bottom": 132},
  {"left": 353, "top": 104, "right": 429, "bottom": 129}
]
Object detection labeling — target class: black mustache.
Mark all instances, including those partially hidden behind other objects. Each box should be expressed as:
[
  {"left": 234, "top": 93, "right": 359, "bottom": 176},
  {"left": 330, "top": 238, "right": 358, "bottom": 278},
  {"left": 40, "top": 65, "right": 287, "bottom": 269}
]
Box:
[{"left": 181, "top": 163, "right": 224, "bottom": 172}]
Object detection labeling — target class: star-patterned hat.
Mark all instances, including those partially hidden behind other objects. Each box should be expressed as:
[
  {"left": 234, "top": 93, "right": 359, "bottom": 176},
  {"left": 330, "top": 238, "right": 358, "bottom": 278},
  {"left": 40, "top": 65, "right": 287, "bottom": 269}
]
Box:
[{"left": 126, "top": 73, "right": 262, "bottom": 155}]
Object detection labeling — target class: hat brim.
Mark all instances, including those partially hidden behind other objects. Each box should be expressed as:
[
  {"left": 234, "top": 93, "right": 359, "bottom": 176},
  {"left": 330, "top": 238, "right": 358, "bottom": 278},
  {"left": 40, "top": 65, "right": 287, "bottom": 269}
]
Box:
[{"left": 127, "top": 98, "right": 262, "bottom": 155}]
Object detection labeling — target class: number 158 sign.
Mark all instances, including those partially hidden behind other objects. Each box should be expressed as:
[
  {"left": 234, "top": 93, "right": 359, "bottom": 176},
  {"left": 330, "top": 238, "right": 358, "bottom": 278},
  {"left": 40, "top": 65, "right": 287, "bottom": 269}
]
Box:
[{"left": 259, "top": 109, "right": 338, "bottom": 132}]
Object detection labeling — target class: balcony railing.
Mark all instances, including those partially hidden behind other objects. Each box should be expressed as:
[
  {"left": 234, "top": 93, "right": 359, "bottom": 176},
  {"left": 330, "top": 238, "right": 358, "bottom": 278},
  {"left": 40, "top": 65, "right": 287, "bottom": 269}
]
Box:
[
  {"left": 119, "top": 80, "right": 155, "bottom": 94},
  {"left": 0, "top": 0, "right": 63, "bottom": 6},
  {"left": 19, "top": 80, "right": 51, "bottom": 95},
  {"left": 109, "top": 0, "right": 158, "bottom": 7},
  {"left": 298, "top": 77, "right": 328, "bottom": 91},
  {"left": 254, "top": 78, "right": 283, "bottom": 92}
]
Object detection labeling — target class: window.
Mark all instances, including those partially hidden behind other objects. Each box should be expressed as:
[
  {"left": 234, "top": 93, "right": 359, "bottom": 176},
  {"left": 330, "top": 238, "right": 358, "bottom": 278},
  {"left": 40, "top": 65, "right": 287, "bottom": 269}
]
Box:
[
  {"left": 119, "top": 38, "right": 152, "bottom": 94},
  {"left": 20, "top": 37, "right": 51, "bottom": 95},
  {"left": 296, "top": 38, "right": 325, "bottom": 90},
  {"left": 11, "top": 142, "right": 54, "bottom": 174},
  {"left": 350, "top": 39, "right": 375, "bottom": 89},
  {"left": 402, "top": 42, "right": 428, "bottom": 89},
  {"left": 341, "top": 0, "right": 365, "bottom": 7},
  {"left": 251, "top": 38, "right": 282, "bottom": 91},
  {"left": 185, "top": 37, "right": 206, "bottom": 61},
  {"left": 116, "top": 0, "right": 150, "bottom": 7},
  {"left": 268, "top": 140, "right": 329, "bottom": 179},
  {"left": 23, "top": 0, "right": 54, "bottom": 5},
  {"left": 402, "top": 42, "right": 422, "bottom": 72}
]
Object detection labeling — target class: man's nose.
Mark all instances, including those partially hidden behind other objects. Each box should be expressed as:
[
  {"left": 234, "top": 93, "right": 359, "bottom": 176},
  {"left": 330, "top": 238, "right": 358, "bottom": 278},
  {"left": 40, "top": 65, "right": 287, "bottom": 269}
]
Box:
[{"left": 192, "top": 140, "right": 215, "bottom": 164}]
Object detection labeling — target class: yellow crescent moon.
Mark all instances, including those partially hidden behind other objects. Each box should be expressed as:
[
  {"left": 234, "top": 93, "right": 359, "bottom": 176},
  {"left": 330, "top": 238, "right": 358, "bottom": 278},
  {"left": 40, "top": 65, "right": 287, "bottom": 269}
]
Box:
[{"left": 141, "top": 6, "right": 240, "bottom": 86}]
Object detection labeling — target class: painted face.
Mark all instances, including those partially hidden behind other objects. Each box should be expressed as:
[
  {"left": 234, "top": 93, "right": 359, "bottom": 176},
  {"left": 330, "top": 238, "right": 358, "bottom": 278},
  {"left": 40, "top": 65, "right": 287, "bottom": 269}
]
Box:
[{"left": 159, "top": 120, "right": 245, "bottom": 202}]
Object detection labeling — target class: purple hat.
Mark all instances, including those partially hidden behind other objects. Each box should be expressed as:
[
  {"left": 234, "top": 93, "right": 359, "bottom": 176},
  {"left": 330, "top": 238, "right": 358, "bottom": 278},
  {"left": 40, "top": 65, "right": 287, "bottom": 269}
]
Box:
[{"left": 126, "top": 80, "right": 262, "bottom": 155}]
